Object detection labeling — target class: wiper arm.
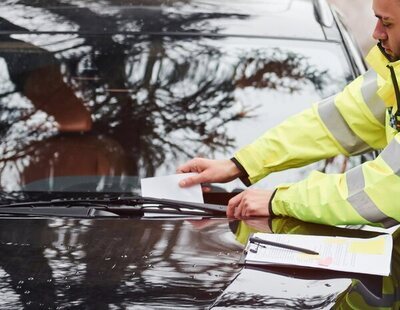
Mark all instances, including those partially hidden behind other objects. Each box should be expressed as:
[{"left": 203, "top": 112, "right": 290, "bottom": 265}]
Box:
[
  {"left": 0, "top": 196, "right": 227, "bottom": 218},
  {"left": 119, "top": 196, "right": 227, "bottom": 215}
]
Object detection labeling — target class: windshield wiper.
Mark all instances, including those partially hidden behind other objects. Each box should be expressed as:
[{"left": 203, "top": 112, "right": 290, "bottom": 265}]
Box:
[{"left": 0, "top": 196, "right": 227, "bottom": 218}]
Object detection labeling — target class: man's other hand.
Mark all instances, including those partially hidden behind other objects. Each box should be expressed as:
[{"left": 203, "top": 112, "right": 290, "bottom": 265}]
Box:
[{"left": 226, "top": 189, "right": 274, "bottom": 218}]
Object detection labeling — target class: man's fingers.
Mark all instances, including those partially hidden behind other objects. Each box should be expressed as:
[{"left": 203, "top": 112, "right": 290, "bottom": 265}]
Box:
[
  {"left": 176, "top": 158, "right": 204, "bottom": 174},
  {"left": 227, "top": 192, "right": 244, "bottom": 218},
  {"left": 179, "top": 173, "right": 208, "bottom": 187},
  {"left": 176, "top": 162, "right": 194, "bottom": 174},
  {"left": 177, "top": 158, "right": 211, "bottom": 187},
  {"left": 201, "top": 185, "right": 212, "bottom": 193}
]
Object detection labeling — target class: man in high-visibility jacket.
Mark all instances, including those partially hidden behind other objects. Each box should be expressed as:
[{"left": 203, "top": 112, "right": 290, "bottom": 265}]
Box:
[{"left": 177, "top": 0, "right": 400, "bottom": 228}]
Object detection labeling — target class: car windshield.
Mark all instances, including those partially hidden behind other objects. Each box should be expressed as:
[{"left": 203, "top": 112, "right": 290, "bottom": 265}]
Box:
[{"left": 0, "top": 32, "right": 353, "bottom": 197}]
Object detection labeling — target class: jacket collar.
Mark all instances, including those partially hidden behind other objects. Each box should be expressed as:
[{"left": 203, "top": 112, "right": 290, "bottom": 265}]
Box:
[
  {"left": 366, "top": 43, "right": 400, "bottom": 79},
  {"left": 365, "top": 43, "right": 400, "bottom": 110}
]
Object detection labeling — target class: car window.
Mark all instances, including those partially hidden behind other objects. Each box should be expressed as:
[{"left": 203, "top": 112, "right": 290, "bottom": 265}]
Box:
[{"left": 0, "top": 33, "right": 353, "bottom": 194}]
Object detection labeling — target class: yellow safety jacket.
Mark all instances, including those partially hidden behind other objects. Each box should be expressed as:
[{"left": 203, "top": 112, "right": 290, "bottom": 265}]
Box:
[{"left": 234, "top": 44, "right": 400, "bottom": 227}]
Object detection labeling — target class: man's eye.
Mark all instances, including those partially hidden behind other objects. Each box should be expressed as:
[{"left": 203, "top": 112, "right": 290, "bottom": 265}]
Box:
[{"left": 383, "top": 22, "right": 392, "bottom": 28}]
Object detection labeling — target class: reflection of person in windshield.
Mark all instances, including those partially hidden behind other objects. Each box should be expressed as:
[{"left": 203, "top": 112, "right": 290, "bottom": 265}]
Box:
[
  {"left": 0, "top": 34, "right": 129, "bottom": 187},
  {"left": 178, "top": 0, "right": 400, "bottom": 228},
  {"left": 1, "top": 38, "right": 92, "bottom": 133}
]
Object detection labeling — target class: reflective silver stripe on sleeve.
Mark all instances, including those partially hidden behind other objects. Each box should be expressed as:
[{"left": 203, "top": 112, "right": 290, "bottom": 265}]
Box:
[
  {"left": 318, "top": 96, "right": 370, "bottom": 155},
  {"left": 360, "top": 69, "right": 386, "bottom": 125},
  {"left": 380, "top": 136, "right": 400, "bottom": 176},
  {"left": 346, "top": 166, "right": 399, "bottom": 228}
]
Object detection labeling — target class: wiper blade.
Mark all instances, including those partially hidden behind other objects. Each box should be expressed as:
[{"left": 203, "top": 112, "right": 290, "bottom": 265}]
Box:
[
  {"left": 0, "top": 196, "right": 227, "bottom": 217},
  {"left": 0, "top": 206, "right": 123, "bottom": 218}
]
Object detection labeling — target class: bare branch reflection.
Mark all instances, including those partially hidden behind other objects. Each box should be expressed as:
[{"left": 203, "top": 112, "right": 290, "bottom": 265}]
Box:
[{"left": 0, "top": 1, "right": 348, "bottom": 189}]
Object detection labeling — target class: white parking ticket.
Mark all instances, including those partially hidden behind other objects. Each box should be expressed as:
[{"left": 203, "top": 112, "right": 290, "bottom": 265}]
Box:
[{"left": 140, "top": 173, "right": 204, "bottom": 203}]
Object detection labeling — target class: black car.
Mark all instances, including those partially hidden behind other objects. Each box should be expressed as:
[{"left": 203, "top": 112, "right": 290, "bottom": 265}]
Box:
[{"left": 1, "top": 0, "right": 396, "bottom": 309}]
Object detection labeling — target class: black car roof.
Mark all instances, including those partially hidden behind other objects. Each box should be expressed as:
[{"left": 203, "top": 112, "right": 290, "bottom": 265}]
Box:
[{"left": 0, "top": 0, "right": 335, "bottom": 41}]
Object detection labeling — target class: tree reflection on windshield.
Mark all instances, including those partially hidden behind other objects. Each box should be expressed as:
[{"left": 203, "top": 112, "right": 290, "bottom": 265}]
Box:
[{"left": 0, "top": 0, "right": 345, "bottom": 192}]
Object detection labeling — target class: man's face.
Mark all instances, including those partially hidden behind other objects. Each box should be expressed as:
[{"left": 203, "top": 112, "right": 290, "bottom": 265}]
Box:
[{"left": 373, "top": 0, "right": 400, "bottom": 61}]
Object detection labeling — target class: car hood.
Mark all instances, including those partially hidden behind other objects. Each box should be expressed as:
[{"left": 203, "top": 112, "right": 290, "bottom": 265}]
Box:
[
  {"left": 0, "top": 216, "right": 395, "bottom": 309},
  {"left": 0, "top": 217, "right": 242, "bottom": 309}
]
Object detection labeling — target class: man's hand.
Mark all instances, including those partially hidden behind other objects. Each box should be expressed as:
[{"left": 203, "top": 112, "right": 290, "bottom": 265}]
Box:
[
  {"left": 177, "top": 158, "right": 242, "bottom": 187},
  {"left": 226, "top": 189, "right": 274, "bottom": 218}
]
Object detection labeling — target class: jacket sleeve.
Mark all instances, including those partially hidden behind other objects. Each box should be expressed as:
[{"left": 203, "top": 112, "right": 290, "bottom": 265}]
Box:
[
  {"left": 233, "top": 69, "right": 387, "bottom": 185},
  {"left": 232, "top": 68, "right": 400, "bottom": 227},
  {"left": 272, "top": 132, "right": 400, "bottom": 227}
]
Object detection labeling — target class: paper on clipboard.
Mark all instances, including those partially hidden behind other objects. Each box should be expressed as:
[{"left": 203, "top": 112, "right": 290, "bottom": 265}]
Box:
[{"left": 243, "top": 233, "right": 393, "bottom": 276}]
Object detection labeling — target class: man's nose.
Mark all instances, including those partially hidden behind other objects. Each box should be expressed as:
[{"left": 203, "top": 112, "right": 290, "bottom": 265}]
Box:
[{"left": 373, "top": 20, "right": 388, "bottom": 41}]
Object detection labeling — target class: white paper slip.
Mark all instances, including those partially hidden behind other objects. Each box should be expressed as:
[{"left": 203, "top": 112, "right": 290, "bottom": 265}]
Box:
[
  {"left": 244, "top": 233, "right": 393, "bottom": 276},
  {"left": 140, "top": 173, "right": 204, "bottom": 203}
]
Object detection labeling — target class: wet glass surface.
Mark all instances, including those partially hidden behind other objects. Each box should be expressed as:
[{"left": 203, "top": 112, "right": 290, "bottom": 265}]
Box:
[{"left": 0, "top": 1, "right": 354, "bottom": 194}]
